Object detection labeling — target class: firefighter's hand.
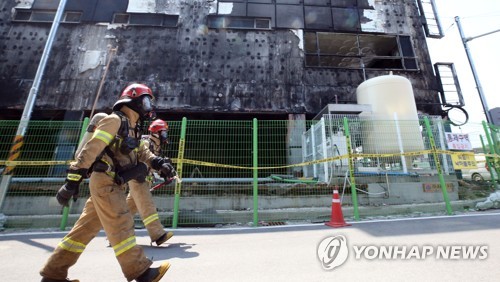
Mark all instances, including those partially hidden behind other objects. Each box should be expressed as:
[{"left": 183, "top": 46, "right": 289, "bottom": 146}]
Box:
[
  {"left": 56, "top": 182, "right": 80, "bottom": 206},
  {"left": 56, "top": 168, "right": 88, "bottom": 206},
  {"left": 159, "top": 163, "right": 176, "bottom": 179}
]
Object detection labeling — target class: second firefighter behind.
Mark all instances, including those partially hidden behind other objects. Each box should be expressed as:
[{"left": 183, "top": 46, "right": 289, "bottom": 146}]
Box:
[{"left": 127, "top": 119, "right": 174, "bottom": 246}]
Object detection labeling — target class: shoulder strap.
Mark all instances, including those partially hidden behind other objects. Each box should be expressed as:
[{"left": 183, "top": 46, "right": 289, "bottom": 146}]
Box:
[
  {"left": 113, "top": 110, "right": 130, "bottom": 138},
  {"left": 93, "top": 111, "right": 128, "bottom": 173}
]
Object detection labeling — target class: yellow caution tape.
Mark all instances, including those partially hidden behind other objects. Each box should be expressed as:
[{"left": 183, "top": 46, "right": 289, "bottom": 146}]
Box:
[
  {"left": 0, "top": 160, "right": 72, "bottom": 166},
  {"left": 1, "top": 150, "right": 499, "bottom": 170}
]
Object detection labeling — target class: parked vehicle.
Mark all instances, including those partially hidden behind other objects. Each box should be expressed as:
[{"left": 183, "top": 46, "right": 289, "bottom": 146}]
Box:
[{"left": 461, "top": 156, "right": 497, "bottom": 182}]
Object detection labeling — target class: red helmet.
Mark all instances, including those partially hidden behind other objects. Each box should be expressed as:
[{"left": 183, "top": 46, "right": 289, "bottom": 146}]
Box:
[
  {"left": 149, "top": 119, "right": 169, "bottom": 144},
  {"left": 148, "top": 119, "right": 168, "bottom": 133},
  {"left": 113, "top": 83, "right": 154, "bottom": 116}
]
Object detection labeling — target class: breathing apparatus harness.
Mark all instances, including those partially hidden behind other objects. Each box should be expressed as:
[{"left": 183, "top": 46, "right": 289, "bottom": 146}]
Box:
[{"left": 93, "top": 110, "right": 149, "bottom": 185}]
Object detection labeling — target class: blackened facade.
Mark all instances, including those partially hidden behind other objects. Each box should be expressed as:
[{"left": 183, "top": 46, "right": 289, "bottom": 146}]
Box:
[{"left": 0, "top": 0, "right": 442, "bottom": 120}]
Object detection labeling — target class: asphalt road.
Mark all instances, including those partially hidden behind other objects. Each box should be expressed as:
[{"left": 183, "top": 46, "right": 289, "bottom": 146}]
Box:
[{"left": 1, "top": 210, "right": 499, "bottom": 282}]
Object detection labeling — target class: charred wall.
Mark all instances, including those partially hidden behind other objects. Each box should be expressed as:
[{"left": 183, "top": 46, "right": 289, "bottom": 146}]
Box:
[{"left": 0, "top": 0, "right": 442, "bottom": 120}]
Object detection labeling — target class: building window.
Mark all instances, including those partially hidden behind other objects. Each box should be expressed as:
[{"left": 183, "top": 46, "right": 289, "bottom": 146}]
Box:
[
  {"left": 12, "top": 9, "right": 82, "bottom": 24},
  {"left": 12, "top": 10, "right": 31, "bottom": 21},
  {"left": 331, "top": 8, "right": 359, "bottom": 31},
  {"left": 207, "top": 16, "right": 271, "bottom": 30},
  {"left": 112, "top": 13, "right": 179, "bottom": 27},
  {"left": 63, "top": 12, "right": 82, "bottom": 23},
  {"left": 304, "top": 32, "right": 418, "bottom": 71},
  {"left": 31, "top": 11, "right": 55, "bottom": 22},
  {"left": 113, "top": 14, "right": 129, "bottom": 24}
]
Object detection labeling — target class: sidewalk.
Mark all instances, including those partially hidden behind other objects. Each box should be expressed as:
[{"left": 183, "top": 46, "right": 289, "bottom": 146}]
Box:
[{"left": 1, "top": 211, "right": 499, "bottom": 282}]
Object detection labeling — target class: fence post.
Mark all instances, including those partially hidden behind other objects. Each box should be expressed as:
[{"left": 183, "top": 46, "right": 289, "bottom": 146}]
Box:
[
  {"left": 172, "top": 117, "right": 187, "bottom": 228},
  {"left": 343, "top": 117, "right": 359, "bottom": 220},
  {"left": 252, "top": 118, "right": 259, "bottom": 227},
  {"left": 480, "top": 135, "right": 498, "bottom": 188},
  {"left": 60, "top": 117, "right": 90, "bottom": 230},
  {"left": 423, "top": 117, "right": 452, "bottom": 215},
  {"left": 482, "top": 121, "right": 500, "bottom": 187}
]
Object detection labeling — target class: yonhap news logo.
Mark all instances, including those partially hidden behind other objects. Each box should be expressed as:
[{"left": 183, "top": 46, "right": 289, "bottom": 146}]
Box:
[
  {"left": 317, "top": 235, "right": 488, "bottom": 270},
  {"left": 317, "top": 235, "right": 349, "bottom": 270}
]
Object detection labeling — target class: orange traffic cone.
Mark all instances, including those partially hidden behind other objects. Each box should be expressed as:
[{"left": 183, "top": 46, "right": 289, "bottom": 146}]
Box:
[{"left": 325, "top": 188, "right": 350, "bottom": 228}]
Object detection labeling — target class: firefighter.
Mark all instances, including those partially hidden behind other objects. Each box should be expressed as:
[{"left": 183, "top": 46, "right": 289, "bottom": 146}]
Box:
[
  {"left": 73, "top": 116, "right": 174, "bottom": 247},
  {"left": 126, "top": 119, "right": 174, "bottom": 246},
  {"left": 39, "top": 83, "right": 176, "bottom": 282}
]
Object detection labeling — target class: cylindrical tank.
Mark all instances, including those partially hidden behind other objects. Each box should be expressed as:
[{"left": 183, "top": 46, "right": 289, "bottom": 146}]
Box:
[{"left": 356, "top": 74, "right": 424, "bottom": 155}]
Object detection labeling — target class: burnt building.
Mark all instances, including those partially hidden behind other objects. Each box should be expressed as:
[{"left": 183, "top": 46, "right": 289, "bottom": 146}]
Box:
[{"left": 0, "top": 0, "right": 454, "bottom": 121}]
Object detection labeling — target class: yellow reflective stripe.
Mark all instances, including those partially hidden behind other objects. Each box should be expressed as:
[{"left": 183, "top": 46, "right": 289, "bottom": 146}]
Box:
[
  {"left": 58, "top": 236, "right": 86, "bottom": 253},
  {"left": 143, "top": 213, "right": 159, "bottom": 226},
  {"left": 67, "top": 173, "right": 82, "bottom": 181},
  {"left": 101, "top": 159, "right": 112, "bottom": 166},
  {"left": 93, "top": 129, "right": 114, "bottom": 145},
  {"left": 113, "top": 236, "right": 136, "bottom": 256}
]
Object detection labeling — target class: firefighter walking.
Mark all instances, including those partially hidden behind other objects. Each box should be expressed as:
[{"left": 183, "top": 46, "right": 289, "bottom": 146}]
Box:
[
  {"left": 127, "top": 119, "right": 174, "bottom": 246},
  {"left": 39, "top": 83, "right": 176, "bottom": 282}
]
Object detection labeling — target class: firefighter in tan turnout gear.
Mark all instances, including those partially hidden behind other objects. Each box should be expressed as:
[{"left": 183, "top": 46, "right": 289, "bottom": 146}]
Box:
[
  {"left": 127, "top": 119, "right": 174, "bottom": 246},
  {"left": 76, "top": 116, "right": 174, "bottom": 246},
  {"left": 39, "top": 83, "right": 176, "bottom": 282}
]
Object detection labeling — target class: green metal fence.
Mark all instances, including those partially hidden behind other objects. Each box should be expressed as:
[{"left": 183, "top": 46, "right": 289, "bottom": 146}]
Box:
[{"left": 0, "top": 116, "right": 499, "bottom": 230}]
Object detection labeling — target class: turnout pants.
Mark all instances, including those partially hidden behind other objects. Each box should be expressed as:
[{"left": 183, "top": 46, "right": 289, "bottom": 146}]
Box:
[
  {"left": 126, "top": 180, "right": 165, "bottom": 242},
  {"left": 40, "top": 172, "right": 152, "bottom": 281}
]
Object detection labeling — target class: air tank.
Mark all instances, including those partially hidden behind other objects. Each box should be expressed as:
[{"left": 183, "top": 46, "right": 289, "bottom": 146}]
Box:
[{"left": 356, "top": 74, "right": 424, "bottom": 155}]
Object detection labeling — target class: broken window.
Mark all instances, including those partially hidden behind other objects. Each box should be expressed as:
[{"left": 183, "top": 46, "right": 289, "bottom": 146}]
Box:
[{"left": 305, "top": 32, "right": 418, "bottom": 70}]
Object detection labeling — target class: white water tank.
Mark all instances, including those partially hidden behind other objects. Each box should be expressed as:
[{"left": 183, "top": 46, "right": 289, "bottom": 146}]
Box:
[{"left": 356, "top": 74, "right": 424, "bottom": 154}]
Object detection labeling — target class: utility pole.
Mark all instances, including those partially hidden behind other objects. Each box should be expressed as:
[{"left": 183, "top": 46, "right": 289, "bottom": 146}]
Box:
[
  {"left": 0, "top": 0, "right": 69, "bottom": 209},
  {"left": 455, "top": 16, "right": 500, "bottom": 124},
  {"left": 90, "top": 46, "right": 118, "bottom": 118}
]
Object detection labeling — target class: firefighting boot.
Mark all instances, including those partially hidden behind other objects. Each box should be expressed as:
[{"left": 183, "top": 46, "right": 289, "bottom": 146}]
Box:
[
  {"left": 135, "top": 261, "right": 171, "bottom": 282},
  {"left": 41, "top": 277, "right": 79, "bottom": 282},
  {"left": 154, "top": 231, "right": 173, "bottom": 246}
]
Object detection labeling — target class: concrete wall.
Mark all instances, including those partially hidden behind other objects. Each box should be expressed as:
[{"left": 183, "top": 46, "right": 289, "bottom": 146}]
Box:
[
  {"left": 2, "top": 184, "right": 458, "bottom": 217},
  {"left": 367, "top": 182, "right": 459, "bottom": 205}
]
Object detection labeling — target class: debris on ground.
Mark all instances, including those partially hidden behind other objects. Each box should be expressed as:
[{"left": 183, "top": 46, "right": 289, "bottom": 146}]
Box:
[{"left": 476, "top": 191, "right": 500, "bottom": 211}]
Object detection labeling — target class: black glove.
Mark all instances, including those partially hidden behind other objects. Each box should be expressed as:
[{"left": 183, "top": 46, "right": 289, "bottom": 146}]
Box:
[
  {"left": 56, "top": 182, "right": 79, "bottom": 207},
  {"left": 56, "top": 168, "right": 88, "bottom": 206},
  {"left": 151, "top": 156, "right": 171, "bottom": 168},
  {"left": 151, "top": 157, "right": 175, "bottom": 178},
  {"left": 159, "top": 162, "right": 176, "bottom": 179}
]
